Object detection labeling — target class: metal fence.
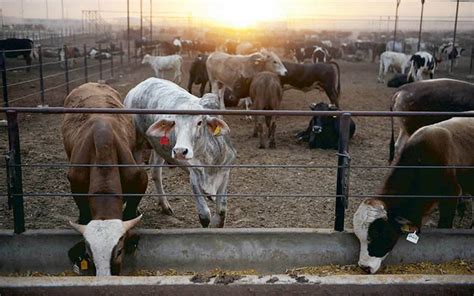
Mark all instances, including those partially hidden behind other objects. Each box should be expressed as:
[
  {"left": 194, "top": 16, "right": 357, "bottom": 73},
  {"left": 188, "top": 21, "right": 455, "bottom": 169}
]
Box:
[{"left": 1, "top": 107, "right": 473, "bottom": 235}]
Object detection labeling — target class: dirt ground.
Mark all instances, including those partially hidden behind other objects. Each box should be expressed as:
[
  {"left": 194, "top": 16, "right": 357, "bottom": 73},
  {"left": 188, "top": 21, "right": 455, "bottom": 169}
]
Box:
[{"left": 0, "top": 52, "right": 473, "bottom": 230}]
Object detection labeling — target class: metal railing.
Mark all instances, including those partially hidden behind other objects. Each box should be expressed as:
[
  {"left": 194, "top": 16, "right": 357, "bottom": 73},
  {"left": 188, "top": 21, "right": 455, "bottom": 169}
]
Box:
[{"left": 2, "top": 107, "right": 473, "bottom": 235}]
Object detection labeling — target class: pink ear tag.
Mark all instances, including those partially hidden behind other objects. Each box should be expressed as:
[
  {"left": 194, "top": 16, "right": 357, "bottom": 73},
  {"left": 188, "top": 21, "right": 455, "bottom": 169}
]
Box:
[{"left": 160, "top": 134, "right": 170, "bottom": 145}]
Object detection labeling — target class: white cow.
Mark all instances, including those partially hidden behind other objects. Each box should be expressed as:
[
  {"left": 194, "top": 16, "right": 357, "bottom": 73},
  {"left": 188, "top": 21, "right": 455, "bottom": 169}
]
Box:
[
  {"left": 124, "top": 78, "right": 237, "bottom": 228},
  {"left": 142, "top": 54, "right": 183, "bottom": 84},
  {"left": 377, "top": 51, "right": 411, "bottom": 83}
]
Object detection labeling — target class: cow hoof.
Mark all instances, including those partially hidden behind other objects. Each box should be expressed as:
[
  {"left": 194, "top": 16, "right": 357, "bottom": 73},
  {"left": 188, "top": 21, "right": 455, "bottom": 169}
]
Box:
[
  {"left": 268, "top": 143, "right": 276, "bottom": 149},
  {"left": 199, "top": 215, "right": 211, "bottom": 228},
  {"left": 161, "top": 206, "right": 174, "bottom": 216},
  {"left": 258, "top": 145, "right": 266, "bottom": 149},
  {"left": 245, "top": 116, "right": 253, "bottom": 121},
  {"left": 210, "top": 215, "right": 225, "bottom": 228}
]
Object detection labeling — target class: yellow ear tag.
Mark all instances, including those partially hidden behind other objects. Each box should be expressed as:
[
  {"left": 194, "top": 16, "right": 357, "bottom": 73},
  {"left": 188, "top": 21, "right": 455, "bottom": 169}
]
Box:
[
  {"left": 401, "top": 224, "right": 411, "bottom": 233},
  {"left": 80, "top": 259, "right": 88, "bottom": 270},
  {"left": 213, "top": 126, "right": 222, "bottom": 136}
]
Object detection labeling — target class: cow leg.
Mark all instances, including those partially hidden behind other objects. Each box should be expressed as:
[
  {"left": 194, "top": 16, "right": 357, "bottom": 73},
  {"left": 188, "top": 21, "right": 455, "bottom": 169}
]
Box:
[
  {"left": 267, "top": 116, "right": 277, "bottom": 149},
  {"left": 150, "top": 151, "right": 174, "bottom": 216},
  {"left": 218, "top": 87, "right": 226, "bottom": 110},
  {"left": 25, "top": 54, "right": 32, "bottom": 72},
  {"left": 257, "top": 116, "right": 265, "bottom": 149},
  {"left": 438, "top": 199, "right": 457, "bottom": 228},
  {"left": 122, "top": 169, "right": 148, "bottom": 221},
  {"left": 190, "top": 180, "right": 211, "bottom": 228},
  {"left": 199, "top": 82, "right": 207, "bottom": 97},
  {"left": 210, "top": 173, "right": 230, "bottom": 228},
  {"left": 394, "top": 129, "right": 409, "bottom": 160},
  {"left": 174, "top": 70, "right": 182, "bottom": 85}
]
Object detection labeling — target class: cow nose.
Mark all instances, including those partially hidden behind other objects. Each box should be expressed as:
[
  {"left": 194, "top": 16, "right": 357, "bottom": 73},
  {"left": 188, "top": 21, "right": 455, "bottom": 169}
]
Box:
[
  {"left": 283, "top": 70, "right": 288, "bottom": 76},
  {"left": 359, "top": 265, "right": 372, "bottom": 274},
  {"left": 173, "top": 147, "right": 189, "bottom": 159},
  {"left": 312, "top": 126, "right": 322, "bottom": 133}
]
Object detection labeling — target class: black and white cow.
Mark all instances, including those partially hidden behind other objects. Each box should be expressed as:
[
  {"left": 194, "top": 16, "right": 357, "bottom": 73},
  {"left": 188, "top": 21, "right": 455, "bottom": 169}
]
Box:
[
  {"left": 188, "top": 54, "right": 210, "bottom": 97},
  {"left": 407, "top": 51, "right": 436, "bottom": 82},
  {"left": 296, "top": 102, "right": 356, "bottom": 149},
  {"left": 312, "top": 46, "right": 331, "bottom": 63},
  {"left": 438, "top": 43, "right": 465, "bottom": 70},
  {"left": 0, "top": 38, "right": 36, "bottom": 71}
]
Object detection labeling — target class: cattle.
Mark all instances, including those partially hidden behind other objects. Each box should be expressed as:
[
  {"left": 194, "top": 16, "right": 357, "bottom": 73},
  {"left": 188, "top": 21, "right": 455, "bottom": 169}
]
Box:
[
  {"left": 377, "top": 51, "right": 411, "bottom": 83},
  {"left": 386, "top": 40, "right": 403, "bottom": 53},
  {"left": 224, "top": 40, "right": 238, "bottom": 54},
  {"left": 188, "top": 54, "right": 210, "bottom": 96},
  {"left": 239, "top": 72, "right": 283, "bottom": 148},
  {"left": 124, "top": 78, "right": 237, "bottom": 228},
  {"left": 407, "top": 51, "right": 436, "bottom": 82},
  {"left": 88, "top": 48, "right": 112, "bottom": 60},
  {"left": 0, "top": 38, "right": 36, "bottom": 71},
  {"left": 236, "top": 42, "right": 258, "bottom": 55},
  {"left": 295, "top": 46, "right": 316, "bottom": 63},
  {"left": 62, "top": 83, "right": 148, "bottom": 276},
  {"left": 194, "top": 40, "right": 216, "bottom": 54},
  {"left": 296, "top": 102, "right": 356, "bottom": 149},
  {"left": 59, "top": 46, "right": 81, "bottom": 69},
  {"left": 172, "top": 37, "right": 182, "bottom": 54},
  {"left": 142, "top": 54, "right": 183, "bottom": 84},
  {"left": 371, "top": 42, "right": 386, "bottom": 62},
  {"left": 387, "top": 73, "right": 409, "bottom": 88},
  {"left": 312, "top": 46, "right": 330, "bottom": 63},
  {"left": 280, "top": 61, "right": 341, "bottom": 108},
  {"left": 181, "top": 39, "right": 195, "bottom": 57},
  {"left": 354, "top": 116, "right": 474, "bottom": 274},
  {"left": 206, "top": 49, "right": 287, "bottom": 109},
  {"left": 389, "top": 79, "right": 474, "bottom": 162},
  {"left": 438, "top": 43, "right": 465, "bottom": 70}
]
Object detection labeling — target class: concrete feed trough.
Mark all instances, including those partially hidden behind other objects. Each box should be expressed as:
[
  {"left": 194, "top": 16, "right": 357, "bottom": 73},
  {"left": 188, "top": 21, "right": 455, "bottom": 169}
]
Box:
[{"left": 0, "top": 228, "right": 473, "bottom": 295}]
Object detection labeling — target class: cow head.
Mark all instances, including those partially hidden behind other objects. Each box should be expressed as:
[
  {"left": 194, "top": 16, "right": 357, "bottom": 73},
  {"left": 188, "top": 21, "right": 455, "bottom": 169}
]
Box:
[
  {"left": 260, "top": 49, "right": 288, "bottom": 76},
  {"left": 69, "top": 215, "right": 142, "bottom": 276},
  {"left": 353, "top": 200, "right": 401, "bottom": 274},
  {"left": 141, "top": 54, "right": 151, "bottom": 64},
  {"left": 146, "top": 112, "right": 230, "bottom": 160},
  {"left": 309, "top": 102, "right": 338, "bottom": 134}
]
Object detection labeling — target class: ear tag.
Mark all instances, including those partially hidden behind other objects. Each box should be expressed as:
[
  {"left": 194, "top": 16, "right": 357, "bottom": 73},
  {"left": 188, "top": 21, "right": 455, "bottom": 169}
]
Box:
[
  {"left": 213, "top": 126, "right": 222, "bottom": 136},
  {"left": 160, "top": 133, "right": 170, "bottom": 145},
  {"left": 401, "top": 224, "right": 411, "bottom": 233},
  {"left": 406, "top": 231, "right": 419, "bottom": 244},
  {"left": 80, "top": 259, "right": 89, "bottom": 270}
]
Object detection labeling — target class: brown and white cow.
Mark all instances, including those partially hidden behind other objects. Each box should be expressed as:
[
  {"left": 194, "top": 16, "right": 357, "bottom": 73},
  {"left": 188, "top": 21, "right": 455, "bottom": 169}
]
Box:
[
  {"left": 62, "top": 83, "right": 148, "bottom": 276},
  {"left": 354, "top": 115, "right": 474, "bottom": 274},
  {"left": 389, "top": 78, "right": 474, "bottom": 162},
  {"left": 206, "top": 49, "right": 287, "bottom": 109}
]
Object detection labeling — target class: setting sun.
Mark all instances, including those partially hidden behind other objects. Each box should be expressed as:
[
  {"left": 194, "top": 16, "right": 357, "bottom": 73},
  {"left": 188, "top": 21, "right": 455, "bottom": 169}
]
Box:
[{"left": 207, "top": 0, "right": 283, "bottom": 28}]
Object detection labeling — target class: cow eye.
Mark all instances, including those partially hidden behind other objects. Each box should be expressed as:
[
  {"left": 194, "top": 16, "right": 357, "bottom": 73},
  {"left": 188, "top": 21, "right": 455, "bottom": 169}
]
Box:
[
  {"left": 197, "top": 120, "right": 203, "bottom": 126},
  {"left": 273, "top": 61, "right": 277, "bottom": 64}
]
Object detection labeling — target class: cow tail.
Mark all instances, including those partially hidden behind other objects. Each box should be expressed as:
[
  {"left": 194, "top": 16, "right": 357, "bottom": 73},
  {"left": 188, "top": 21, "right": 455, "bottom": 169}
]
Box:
[
  {"left": 389, "top": 99, "right": 395, "bottom": 163},
  {"left": 330, "top": 61, "right": 341, "bottom": 106},
  {"left": 30, "top": 40, "right": 38, "bottom": 59}
]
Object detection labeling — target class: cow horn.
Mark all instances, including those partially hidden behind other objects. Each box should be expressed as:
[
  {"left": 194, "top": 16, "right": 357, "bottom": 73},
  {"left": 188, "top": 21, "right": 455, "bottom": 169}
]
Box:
[
  {"left": 69, "top": 221, "right": 86, "bottom": 234},
  {"left": 123, "top": 215, "right": 143, "bottom": 232}
]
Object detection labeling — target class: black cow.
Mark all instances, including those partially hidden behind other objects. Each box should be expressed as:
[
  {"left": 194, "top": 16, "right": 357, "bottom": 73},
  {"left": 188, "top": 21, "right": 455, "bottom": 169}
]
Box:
[
  {"left": 188, "top": 54, "right": 210, "bottom": 97},
  {"left": 387, "top": 73, "right": 409, "bottom": 88},
  {"left": 280, "top": 61, "right": 341, "bottom": 107},
  {"left": 296, "top": 102, "right": 356, "bottom": 149},
  {"left": 0, "top": 38, "right": 36, "bottom": 71}
]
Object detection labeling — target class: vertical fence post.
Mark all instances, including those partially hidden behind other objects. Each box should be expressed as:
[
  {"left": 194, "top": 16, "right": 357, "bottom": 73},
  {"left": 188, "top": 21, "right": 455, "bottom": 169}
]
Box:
[
  {"left": 38, "top": 46, "right": 46, "bottom": 107},
  {"left": 120, "top": 42, "right": 123, "bottom": 67},
  {"left": 334, "top": 113, "right": 352, "bottom": 232},
  {"left": 134, "top": 45, "right": 138, "bottom": 66},
  {"left": 6, "top": 111, "right": 25, "bottom": 234},
  {"left": 469, "top": 46, "right": 473, "bottom": 76},
  {"left": 64, "top": 45, "right": 69, "bottom": 95},
  {"left": 1, "top": 50, "right": 8, "bottom": 107},
  {"left": 110, "top": 51, "right": 114, "bottom": 78},
  {"left": 99, "top": 43, "right": 103, "bottom": 81},
  {"left": 83, "top": 44, "right": 88, "bottom": 83}
]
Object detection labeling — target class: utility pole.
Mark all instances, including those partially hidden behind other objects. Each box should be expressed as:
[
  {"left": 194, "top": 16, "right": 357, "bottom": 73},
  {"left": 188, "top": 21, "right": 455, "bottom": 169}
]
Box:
[
  {"left": 45, "top": 0, "right": 49, "bottom": 19},
  {"left": 392, "top": 0, "right": 401, "bottom": 51},
  {"left": 417, "top": 0, "right": 425, "bottom": 51},
  {"left": 140, "top": 0, "right": 143, "bottom": 41},
  {"left": 20, "top": 0, "right": 25, "bottom": 22},
  {"left": 450, "top": 0, "right": 460, "bottom": 73},
  {"left": 150, "top": 0, "right": 153, "bottom": 40},
  {"left": 127, "top": 0, "right": 130, "bottom": 63}
]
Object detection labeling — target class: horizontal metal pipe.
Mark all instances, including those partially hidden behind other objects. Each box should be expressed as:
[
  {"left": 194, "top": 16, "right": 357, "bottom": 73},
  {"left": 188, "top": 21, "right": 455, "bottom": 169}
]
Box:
[{"left": 1, "top": 108, "right": 474, "bottom": 117}]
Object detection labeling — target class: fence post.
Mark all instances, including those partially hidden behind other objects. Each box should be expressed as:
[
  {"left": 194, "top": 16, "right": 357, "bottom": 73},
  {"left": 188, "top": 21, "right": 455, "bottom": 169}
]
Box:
[
  {"left": 99, "top": 43, "right": 103, "bottom": 81},
  {"left": 120, "top": 42, "right": 124, "bottom": 67},
  {"left": 334, "top": 113, "right": 352, "bottom": 232},
  {"left": 470, "top": 46, "right": 473, "bottom": 76},
  {"left": 83, "top": 44, "right": 88, "bottom": 83},
  {"left": 1, "top": 50, "right": 8, "bottom": 107},
  {"left": 6, "top": 111, "right": 25, "bottom": 234},
  {"left": 110, "top": 51, "right": 114, "bottom": 78},
  {"left": 38, "top": 46, "right": 46, "bottom": 107},
  {"left": 64, "top": 45, "right": 70, "bottom": 95}
]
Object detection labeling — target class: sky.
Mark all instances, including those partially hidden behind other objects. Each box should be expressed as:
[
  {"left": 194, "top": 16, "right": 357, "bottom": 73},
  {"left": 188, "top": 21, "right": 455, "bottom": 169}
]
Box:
[{"left": 1, "top": 0, "right": 473, "bottom": 28}]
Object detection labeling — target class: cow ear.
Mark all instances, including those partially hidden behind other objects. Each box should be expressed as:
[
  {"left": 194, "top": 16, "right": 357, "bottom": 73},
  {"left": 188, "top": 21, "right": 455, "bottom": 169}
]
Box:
[
  {"left": 146, "top": 119, "right": 175, "bottom": 138},
  {"left": 206, "top": 117, "right": 230, "bottom": 136}
]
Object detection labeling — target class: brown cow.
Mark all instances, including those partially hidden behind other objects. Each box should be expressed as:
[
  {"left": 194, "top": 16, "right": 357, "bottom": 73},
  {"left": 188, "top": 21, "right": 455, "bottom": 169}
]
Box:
[
  {"left": 354, "top": 116, "right": 474, "bottom": 274},
  {"left": 62, "top": 83, "right": 148, "bottom": 276},
  {"left": 389, "top": 78, "right": 474, "bottom": 162}
]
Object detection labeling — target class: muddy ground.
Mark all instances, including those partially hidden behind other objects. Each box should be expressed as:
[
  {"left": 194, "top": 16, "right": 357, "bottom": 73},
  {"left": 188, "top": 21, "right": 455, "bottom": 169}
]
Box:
[{"left": 0, "top": 52, "right": 472, "bottom": 230}]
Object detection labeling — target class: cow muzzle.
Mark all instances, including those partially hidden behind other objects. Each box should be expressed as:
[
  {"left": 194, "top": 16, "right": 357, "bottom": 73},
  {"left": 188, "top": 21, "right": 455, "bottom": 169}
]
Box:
[
  {"left": 172, "top": 147, "right": 192, "bottom": 160},
  {"left": 312, "top": 126, "right": 322, "bottom": 134}
]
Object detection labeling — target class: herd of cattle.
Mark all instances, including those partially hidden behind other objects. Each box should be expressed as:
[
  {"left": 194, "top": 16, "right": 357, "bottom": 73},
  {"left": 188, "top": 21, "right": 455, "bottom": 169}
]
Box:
[{"left": 1, "top": 36, "right": 473, "bottom": 276}]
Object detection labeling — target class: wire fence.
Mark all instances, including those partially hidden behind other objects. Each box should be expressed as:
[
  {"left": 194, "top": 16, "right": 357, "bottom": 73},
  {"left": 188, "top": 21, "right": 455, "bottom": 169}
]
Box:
[{"left": 2, "top": 107, "right": 473, "bottom": 234}]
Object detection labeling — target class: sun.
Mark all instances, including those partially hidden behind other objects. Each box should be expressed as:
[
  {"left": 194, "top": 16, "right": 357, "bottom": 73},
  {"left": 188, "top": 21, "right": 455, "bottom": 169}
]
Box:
[{"left": 208, "top": 0, "right": 283, "bottom": 28}]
